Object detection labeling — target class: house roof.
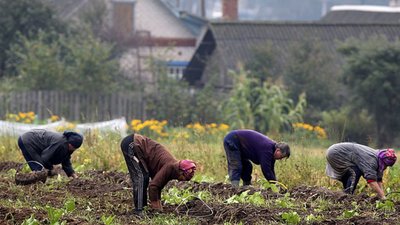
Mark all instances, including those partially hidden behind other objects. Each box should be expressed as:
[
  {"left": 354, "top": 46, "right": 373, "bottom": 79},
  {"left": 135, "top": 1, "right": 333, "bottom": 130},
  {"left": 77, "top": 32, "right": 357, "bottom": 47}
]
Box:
[
  {"left": 321, "top": 5, "right": 400, "bottom": 23},
  {"left": 183, "top": 21, "right": 400, "bottom": 85},
  {"left": 46, "top": 0, "right": 207, "bottom": 39},
  {"left": 45, "top": 0, "right": 91, "bottom": 19}
]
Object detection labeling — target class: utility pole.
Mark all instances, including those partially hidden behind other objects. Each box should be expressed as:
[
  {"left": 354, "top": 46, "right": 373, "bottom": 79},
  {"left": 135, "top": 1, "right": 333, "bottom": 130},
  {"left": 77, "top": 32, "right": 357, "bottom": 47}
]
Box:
[{"left": 321, "top": 0, "right": 328, "bottom": 17}]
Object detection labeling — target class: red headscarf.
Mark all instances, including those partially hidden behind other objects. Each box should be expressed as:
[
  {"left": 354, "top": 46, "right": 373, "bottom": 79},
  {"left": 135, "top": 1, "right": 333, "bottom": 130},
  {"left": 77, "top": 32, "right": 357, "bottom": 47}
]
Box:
[{"left": 179, "top": 160, "right": 196, "bottom": 180}]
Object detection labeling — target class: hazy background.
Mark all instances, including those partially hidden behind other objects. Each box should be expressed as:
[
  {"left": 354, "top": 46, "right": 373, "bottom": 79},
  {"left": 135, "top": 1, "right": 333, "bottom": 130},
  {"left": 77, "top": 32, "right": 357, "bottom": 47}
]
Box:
[{"left": 166, "top": 0, "right": 390, "bottom": 21}]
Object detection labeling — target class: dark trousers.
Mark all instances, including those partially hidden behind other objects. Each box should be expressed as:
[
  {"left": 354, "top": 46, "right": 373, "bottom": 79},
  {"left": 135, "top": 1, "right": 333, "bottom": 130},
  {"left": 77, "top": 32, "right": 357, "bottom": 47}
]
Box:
[
  {"left": 120, "top": 134, "right": 149, "bottom": 212},
  {"left": 223, "top": 132, "right": 252, "bottom": 184},
  {"left": 18, "top": 137, "right": 42, "bottom": 171},
  {"left": 340, "top": 166, "right": 362, "bottom": 194}
]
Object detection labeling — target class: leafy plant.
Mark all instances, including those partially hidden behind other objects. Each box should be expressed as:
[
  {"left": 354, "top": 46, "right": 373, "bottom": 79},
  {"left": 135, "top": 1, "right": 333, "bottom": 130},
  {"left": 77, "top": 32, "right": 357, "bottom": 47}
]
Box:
[
  {"left": 376, "top": 200, "right": 395, "bottom": 213},
  {"left": 162, "top": 187, "right": 211, "bottom": 205},
  {"left": 305, "top": 214, "right": 323, "bottom": 223},
  {"left": 21, "top": 214, "right": 40, "bottom": 225},
  {"left": 341, "top": 209, "right": 359, "bottom": 219},
  {"left": 340, "top": 201, "right": 359, "bottom": 219},
  {"left": 64, "top": 198, "right": 76, "bottom": 213},
  {"left": 275, "top": 193, "right": 295, "bottom": 208},
  {"left": 45, "top": 206, "right": 66, "bottom": 225},
  {"left": 222, "top": 67, "right": 305, "bottom": 134},
  {"left": 101, "top": 214, "right": 117, "bottom": 225},
  {"left": 44, "top": 198, "right": 75, "bottom": 225},
  {"left": 281, "top": 211, "right": 301, "bottom": 224},
  {"left": 256, "top": 178, "right": 282, "bottom": 193},
  {"left": 225, "top": 190, "right": 266, "bottom": 206}
]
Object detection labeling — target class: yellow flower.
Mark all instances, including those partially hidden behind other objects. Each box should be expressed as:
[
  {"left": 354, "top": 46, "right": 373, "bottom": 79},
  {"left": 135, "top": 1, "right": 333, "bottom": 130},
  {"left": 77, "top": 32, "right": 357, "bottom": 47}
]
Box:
[
  {"left": 218, "top": 123, "right": 230, "bottom": 131},
  {"left": 131, "top": 119, "right": 142, "bottom": 127},
  {"left": 50, "top": 115, "right": 60, "bottom": 122},
  {"left": 209, "top": 123, "right": 217, "bottom": 128},
  {"left": 18, "top": 112, "right": 26, "bottom": 119},
  {"left": 27, "top": 111, "right": 35, "bottom": 117}
]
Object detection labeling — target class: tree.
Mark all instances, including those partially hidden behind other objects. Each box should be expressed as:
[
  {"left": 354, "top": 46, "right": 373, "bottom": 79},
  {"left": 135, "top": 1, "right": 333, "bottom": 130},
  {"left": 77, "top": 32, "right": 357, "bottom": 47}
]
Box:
[
  {"left": 145, "top": 63, "right": 192, "bottom": 125},
  {"left": 245, "top": 42, "right": 280, "bottom": 83},
  {"left": 7, "top": 28, "right": 121, "bottom": 93},
  {"left": 283, "top": 39, "right": 341, "bottom": 123},
  {"left": 0, "top": 0, "right": 65, "bottom": 76},
  {"left": 338, "top": 36, "right": 400, "bottom": 146}
]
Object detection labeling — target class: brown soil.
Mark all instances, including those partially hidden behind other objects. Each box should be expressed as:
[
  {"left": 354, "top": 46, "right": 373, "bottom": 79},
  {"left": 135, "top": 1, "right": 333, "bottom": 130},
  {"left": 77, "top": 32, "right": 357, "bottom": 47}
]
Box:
[{"left": 0, "top": 161, "right": 399, "bottom": 225}]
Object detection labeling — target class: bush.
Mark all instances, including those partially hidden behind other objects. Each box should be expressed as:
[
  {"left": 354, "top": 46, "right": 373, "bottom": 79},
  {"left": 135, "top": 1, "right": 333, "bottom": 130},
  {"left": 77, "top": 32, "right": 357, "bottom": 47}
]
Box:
[{"left": 321, "top": 107, "right": 375, "bottom": 145}]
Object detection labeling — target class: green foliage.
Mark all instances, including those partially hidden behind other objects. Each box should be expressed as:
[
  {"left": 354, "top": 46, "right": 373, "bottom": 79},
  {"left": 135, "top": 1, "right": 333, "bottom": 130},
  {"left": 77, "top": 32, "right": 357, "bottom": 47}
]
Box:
[
  {"left": 275, "top": 193, "right": 295, "bottom": 208},
  {"left": 77, "top": 0, "right": 108, "bottom": 37},
  {"left": 21, "top": 214, "right": 40, "bottom": 225},
  {"left": 44, "top": 198, "right": 75, "bottom": 225},
  {"left": 283, "top": 39, "right": 340, "bottom": 122},
  {"left": 0, "top": 0, "right": 65, "bottom": 76},
  {"left": 245, "top": 41, "right": 280, "bottom": 82},
  {"left": 340, "top": 201, "right": 359, "bottom": 219},
  {"left": 376, "top": 200, "right": 395, "bottom": 213},
  {"left": 46, "top": 206, "right": 66, "bottom": 225},
  {"left": 188, "top": 77, "right": 225, "bottom": 123},
  {"left": 7, "top": 28, "right": 120, "bottom": 93},
  {"left": 63, "top": 198, "right": 76, "bottom": 213},
  {"left": 305, "top": 214, "right": 324, "bottom": 223},
  {"left": 222, "top": 67, "right": 306, "bottom": 134},
  {"left": 281, "top": 211, "right": 301, "bottom": 224},
  {"left": 341, "top": 209, "right": 359, "bottom": 219},
  {"left": 101, "top": 214, "right": 117, "bottom": 225},
  {"left": 145, "top": 67, "right": 192, "bottom": 125},
  {"left": 21, "top": 163, "right": 31, "bottom": 173},
  {"left": 225, "top": 190, "right": 266, "bottom": 206},
  {"left": 162, "top": 186, "right": 212, "bottom": 205},
  {"left": 338, "top": 36, "right": 400, "bottom": 146},
  {"left": 256, "top": 178, "right": 280, "bottom": 193},
  {"left": 321, "top": 107, "right": 374, "bottom": 144}
]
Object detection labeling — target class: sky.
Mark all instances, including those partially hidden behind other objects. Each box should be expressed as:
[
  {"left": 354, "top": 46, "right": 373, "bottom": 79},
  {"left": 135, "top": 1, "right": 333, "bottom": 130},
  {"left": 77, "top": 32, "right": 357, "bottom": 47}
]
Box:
[{"left": 166, "top": 0, "right": 391, "bottom": 21}]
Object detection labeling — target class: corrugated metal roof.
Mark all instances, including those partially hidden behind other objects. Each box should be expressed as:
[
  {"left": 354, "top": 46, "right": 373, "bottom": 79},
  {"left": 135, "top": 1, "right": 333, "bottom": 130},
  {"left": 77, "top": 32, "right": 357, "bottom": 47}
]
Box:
[
  {"left": 183, "top": 21, "right": 400, "bottom": 86},
  {"left": 210, "top": 22, "right": 400, "bottom": 70}
]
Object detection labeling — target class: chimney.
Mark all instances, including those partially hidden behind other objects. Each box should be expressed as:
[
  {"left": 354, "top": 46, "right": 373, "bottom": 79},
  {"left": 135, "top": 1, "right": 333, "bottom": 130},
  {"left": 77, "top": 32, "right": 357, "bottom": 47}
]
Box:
[
  {"left": 112, "top": 0, "right": 136, "bottom": 40},
  {"left": 222, "top": 0, "right": 238, "bottom": 21},
  {"left": 390, "top": 0, "right": 400, "bottom": 6}
]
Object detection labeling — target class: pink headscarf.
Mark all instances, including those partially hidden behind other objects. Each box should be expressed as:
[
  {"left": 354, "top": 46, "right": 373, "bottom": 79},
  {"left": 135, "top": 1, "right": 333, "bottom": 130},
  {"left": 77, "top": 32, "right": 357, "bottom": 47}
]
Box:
[
  {"left": 377, "top": 148, "right": 397, "bottom": 172},
  {"left": 179, "top": 160, "right": 196, "bottom": 180}
]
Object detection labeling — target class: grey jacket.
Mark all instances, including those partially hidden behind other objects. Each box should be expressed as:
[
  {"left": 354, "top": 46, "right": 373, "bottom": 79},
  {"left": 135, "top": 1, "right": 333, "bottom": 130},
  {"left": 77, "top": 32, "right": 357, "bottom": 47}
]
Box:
[
  {"left": 20, "top": 129, "right": 74, "bottom": 176},
  {"left": 326, "top": 142, "right": 382, "bottom": 181}
]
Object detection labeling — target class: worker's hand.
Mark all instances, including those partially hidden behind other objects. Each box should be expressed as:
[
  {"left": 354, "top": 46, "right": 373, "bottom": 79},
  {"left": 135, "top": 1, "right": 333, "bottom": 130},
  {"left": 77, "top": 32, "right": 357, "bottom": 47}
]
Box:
[
  {"left": 70, "top": 173, "right": 79, "bottom": 179},
  {"left": 150, "top": 200, "right": 163, "bottom": 211}
]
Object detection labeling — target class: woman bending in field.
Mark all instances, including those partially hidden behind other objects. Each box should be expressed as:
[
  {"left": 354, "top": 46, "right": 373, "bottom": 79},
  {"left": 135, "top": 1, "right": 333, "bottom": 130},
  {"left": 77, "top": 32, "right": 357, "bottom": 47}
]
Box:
[
  {"left": 326, "top": 142, "right": 397, "bottom": 200},
  {"left": 120, "top": 133, "right": 196, "bottom": 215},
  {"left": 18, "top": 129, "right": 83, "bottom": 178}
]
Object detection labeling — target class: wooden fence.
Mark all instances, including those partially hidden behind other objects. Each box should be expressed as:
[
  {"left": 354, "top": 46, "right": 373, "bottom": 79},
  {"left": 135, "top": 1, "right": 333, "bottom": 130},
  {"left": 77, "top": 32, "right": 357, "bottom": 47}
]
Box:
[{"left": 0, "top": 91, "right": 146, "bottom": 122}]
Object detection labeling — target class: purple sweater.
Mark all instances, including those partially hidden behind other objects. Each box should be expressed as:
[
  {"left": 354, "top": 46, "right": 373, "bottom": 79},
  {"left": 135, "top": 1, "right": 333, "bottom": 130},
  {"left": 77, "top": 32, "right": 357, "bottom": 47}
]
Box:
[{"left": 234, "top": 130, "right": 277, "bottom": 180}]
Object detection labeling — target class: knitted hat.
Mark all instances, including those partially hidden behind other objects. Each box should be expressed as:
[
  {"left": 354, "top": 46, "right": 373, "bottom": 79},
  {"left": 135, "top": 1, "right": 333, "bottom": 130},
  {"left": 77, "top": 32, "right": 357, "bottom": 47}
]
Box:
[
  {"left": 63, "top": 131, "right": 84, "bottom": 149},
  {"left": 377, "top": 148, "right": 397, "bottom": 172}
]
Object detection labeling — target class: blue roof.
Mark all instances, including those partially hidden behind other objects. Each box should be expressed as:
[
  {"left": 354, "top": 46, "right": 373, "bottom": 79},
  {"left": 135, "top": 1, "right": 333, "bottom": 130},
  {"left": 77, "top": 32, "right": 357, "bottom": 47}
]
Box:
[{"left": 167, "top": 61, "right": 189, "bottom": 67}]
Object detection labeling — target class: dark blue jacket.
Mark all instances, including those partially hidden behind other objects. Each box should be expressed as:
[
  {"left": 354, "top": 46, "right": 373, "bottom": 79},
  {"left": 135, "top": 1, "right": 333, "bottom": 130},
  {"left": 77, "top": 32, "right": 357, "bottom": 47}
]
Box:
[{"left": 234, "top": 130, "right": 277, "bottom": 180}]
